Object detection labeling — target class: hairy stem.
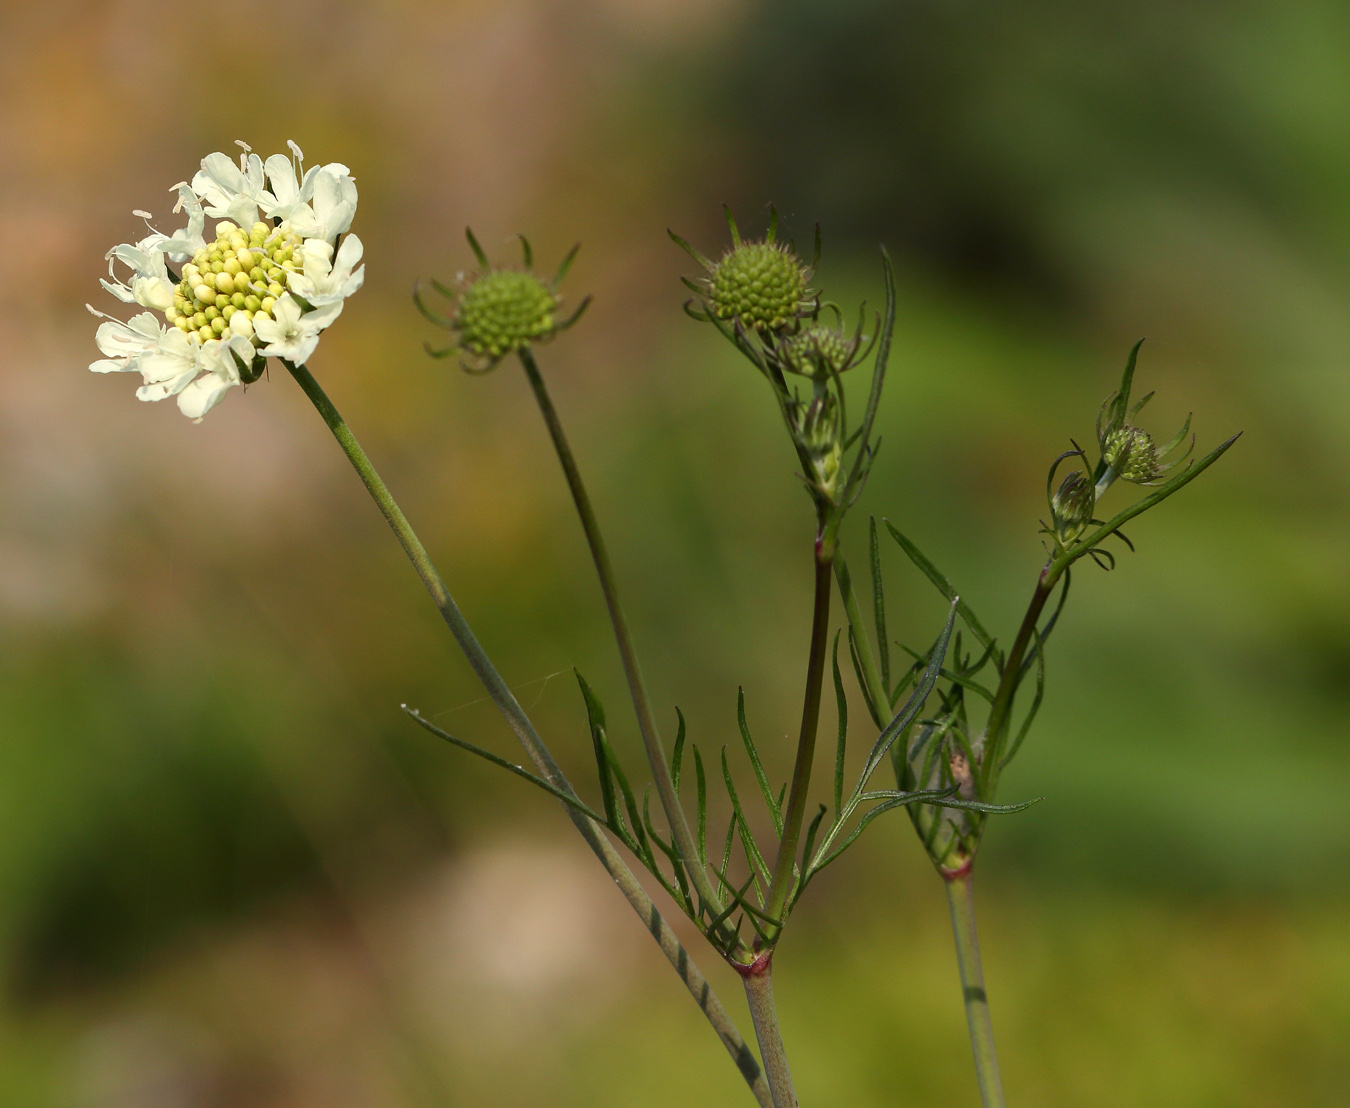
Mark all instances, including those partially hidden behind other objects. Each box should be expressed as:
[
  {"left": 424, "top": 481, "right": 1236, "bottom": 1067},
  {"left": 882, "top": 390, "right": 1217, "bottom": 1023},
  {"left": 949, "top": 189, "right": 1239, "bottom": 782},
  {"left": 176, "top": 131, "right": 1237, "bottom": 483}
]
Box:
[
  {"left": 764, "top": 533, "right": 834, "bottom": 932},
  {"left": 945, "top": 870, "right": 1005, "bottom": 1108},
  {"left": 518, "top": 349, "right": 727, "bottom": 922},
  {"left": 285, "top": 360, "right": 769, "bottom": 1107},
  {"left": 739, "top": 953, "right": 798, "bottom": 1108}
]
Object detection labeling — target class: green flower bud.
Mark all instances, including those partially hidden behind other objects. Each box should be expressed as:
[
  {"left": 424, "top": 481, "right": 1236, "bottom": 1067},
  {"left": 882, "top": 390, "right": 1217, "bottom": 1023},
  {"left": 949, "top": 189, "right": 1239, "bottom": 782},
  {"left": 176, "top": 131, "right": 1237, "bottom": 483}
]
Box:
[
  {"left": 1051, "top": 470, "right": 1095, "bottom": 543},
  {"left": 454, "top": 269, "right": 559, "bottom": 363},
  {"left": 779, "top": 324, "right": 855, "bottom": 377},
  {"left": 708, "top": 240, "right": 811, "bottom": 333},
  {"left": 1103, "top": 425, "right": 1160, "bottom": 484}
]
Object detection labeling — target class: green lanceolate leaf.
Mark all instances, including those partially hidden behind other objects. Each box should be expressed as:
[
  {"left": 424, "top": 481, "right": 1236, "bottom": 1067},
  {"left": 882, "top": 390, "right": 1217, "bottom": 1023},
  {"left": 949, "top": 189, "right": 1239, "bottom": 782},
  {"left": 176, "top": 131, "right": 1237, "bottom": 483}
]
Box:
[
  {"left": 832, "top": 631, "right": 848, "bottom": 818},
  {"left": 861, "top": 600, "right": 959, "bottom": 786},
  {"left": 1001, "top": 628, "right": 1045, "bottom": 770},
  {"left": 721, "top": 748, "right": 772, "bottom": 889},
  {"left": 694, "top": 745, "right": 708, "bottom": 868},
  {"left": 737, "top": 689, "right": 783, "bottom": 835},
  {"left": 883, "top": 521, "right": 997, "bottom": 657},
  {"left": 841, "top": 249, "right": 897, "bottom": 504},
  {"left": 402, "top": 707, "right": 608, "bottom": 825},
  {"left": 672, "top": 707, "right": 687, "bottom": 792},
  {"left": 576, "top": 672, "right": 620, "bottom": 830},
  {"left": 847, "top": 625, "right": 882, "bottom": 728},
  {"left": 870, "top": 516, "right": 891, "bottom": 690}
]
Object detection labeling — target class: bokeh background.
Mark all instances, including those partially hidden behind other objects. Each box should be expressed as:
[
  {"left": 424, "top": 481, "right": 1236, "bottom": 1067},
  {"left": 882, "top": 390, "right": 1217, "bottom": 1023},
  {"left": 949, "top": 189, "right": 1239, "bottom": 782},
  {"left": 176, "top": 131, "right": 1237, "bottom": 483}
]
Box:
[{"left": 1, "top": 1, "right": 1347, "bottom": 1104}]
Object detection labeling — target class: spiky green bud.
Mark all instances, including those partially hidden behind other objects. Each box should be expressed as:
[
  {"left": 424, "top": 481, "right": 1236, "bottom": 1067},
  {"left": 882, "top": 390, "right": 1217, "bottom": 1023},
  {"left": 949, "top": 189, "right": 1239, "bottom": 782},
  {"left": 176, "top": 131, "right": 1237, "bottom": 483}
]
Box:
[
  {"left": 453, "top": 270, "right": 558, "bottom": 364},
  {"left": 1103, "top": 425, "right": 1160, "bottom": 484},
  {"left": 780, "top": 324, "right": 854, "bottom": 377},
  {"left": 708, "top": 241, "right": 811, "bottom": 333},
  {"left": 1051, "top": 470, "right": 1095, "bottom": 543}
]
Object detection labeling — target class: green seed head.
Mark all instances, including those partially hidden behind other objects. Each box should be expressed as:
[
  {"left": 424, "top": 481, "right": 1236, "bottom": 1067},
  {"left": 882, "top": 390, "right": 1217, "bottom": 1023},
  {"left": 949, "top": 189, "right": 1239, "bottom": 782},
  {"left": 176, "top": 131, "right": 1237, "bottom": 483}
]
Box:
[
  {"left": 708, "top": 241, "right": 810, "bottom": 333},
  {"left": 779, "top": 324, "right": 854, "bottom": 377},
  {"left": 454, "top": 269, "right": 559, "bottom": 366}
]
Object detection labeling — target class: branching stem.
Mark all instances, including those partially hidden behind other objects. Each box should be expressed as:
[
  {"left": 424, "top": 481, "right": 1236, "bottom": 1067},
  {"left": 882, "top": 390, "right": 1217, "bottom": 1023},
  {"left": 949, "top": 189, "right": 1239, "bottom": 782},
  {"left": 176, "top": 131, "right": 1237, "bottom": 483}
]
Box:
[
  {"left": 738, "top": 952, "right": 798, "bottom": 1108},
  {"left": 284, "top": 359, "right": 769, "bottom": 1107}
]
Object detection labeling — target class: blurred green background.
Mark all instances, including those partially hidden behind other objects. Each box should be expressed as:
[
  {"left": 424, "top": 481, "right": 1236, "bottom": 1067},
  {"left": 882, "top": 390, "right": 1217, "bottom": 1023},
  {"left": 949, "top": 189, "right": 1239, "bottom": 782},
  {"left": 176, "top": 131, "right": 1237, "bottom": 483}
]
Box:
[{"left": 1, "top": 0, "right": 1347, "bottom": 1104}]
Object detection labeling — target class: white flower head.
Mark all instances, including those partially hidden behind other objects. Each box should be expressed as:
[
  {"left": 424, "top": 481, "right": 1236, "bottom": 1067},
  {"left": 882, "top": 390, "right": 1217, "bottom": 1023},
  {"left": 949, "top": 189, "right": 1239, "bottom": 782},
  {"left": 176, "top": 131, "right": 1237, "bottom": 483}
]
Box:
[{"left": 90, "top": 142, "right": 361, "bottom": 420}]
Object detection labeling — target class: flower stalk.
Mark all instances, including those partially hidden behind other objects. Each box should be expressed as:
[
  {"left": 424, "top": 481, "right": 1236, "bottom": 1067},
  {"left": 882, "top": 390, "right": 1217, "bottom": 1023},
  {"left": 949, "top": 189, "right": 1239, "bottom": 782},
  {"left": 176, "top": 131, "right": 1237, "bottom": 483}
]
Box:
[
  {"left": 945, "top": 869, "right": 1005, "bottom": 1108},
  {"left": 763, "top": 525, "right": 834, "bottom": 935},
  {"left": 283, "top": 357, "right": 771, "bottom": 1108},
  {"left": 517, "top": 348, "right": 727, "bottom": 923}
]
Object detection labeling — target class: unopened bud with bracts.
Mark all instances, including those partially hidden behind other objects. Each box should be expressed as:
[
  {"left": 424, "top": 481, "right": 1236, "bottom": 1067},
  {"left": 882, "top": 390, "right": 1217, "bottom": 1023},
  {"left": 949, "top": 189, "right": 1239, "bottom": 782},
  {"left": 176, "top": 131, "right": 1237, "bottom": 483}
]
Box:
[
  {"left": 1094, "top": 341, "right": 1194, "bottom": 496},
  {"left": 1050, "top": 469, "right": 1095, "bottom": 544},
  {"left": 793, "top": 390, "right": 844, "bottom": 502},
  {"left": 417, "top": 229, "right": 590, "bottom": 372},
  {"left": 670, "top": 205, "right": 817, "bottom": 336},
  {"left": 774, "top": 307, "right": 876, "bottom": 381}
]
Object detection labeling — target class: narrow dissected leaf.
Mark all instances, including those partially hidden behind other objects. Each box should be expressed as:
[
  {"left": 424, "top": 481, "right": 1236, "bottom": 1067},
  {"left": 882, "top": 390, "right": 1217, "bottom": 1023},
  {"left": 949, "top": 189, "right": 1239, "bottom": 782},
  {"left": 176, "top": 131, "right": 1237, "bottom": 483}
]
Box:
[
  {"left": 737, "top": 689, "right": 783, "bottom": 835},
  {"left": 671, "top": 707, "right": 687, "bottom": 793},
  {"left": 643, "top": 787, "right": 693, "bottom": 914},
  {"left": 861, "top": 601, "right": 958, "bottom": 786},
  {"left": 938, "top": 668, "right": 995, "bottom": 703},
  {"left": 794, "top": 804, "right": 829, "bottom": 907},
  {"left": 722, "top": 748, "right": 771, "bottom": 887},
  {"left": 883, "top": 522, "right": 995, "bottom": 655},
  {"left": 889, "top": 657, "right": 921, "bottom": 709},
  {"left": 847, "top": 625, "right": 882, "bottom": 728},
  {"left": 705, "top": 871, "right": 757, "bottom": 943},
  {"left": 403, "top": 707, "right": 607, "bottom": 824},
  {"left": 1001, "top": 628, "right": 1045, "bottom": 770},
  {"left": 718, "top": 811, "right": 736, "bottom": 885},
  {"left": 603, "top": 731, "right": 650, "bottom": 861},
  {"left": 806, "top": 786, "right": 961, "bottom": 884},
  {"left": 870, "top": 517, "right": 891, "bottom": 690},
  {"left": 832, "top": 631, "right": 848, "bottom": 817},
  {"left": 842, "top": 248, "right": 896, "bottom": 501},
  {"left": 694, "top": 745, "right": 708, "bottom": 868},
  {"left": 576, "top": 672, "right": 620, "bottom": 830}
]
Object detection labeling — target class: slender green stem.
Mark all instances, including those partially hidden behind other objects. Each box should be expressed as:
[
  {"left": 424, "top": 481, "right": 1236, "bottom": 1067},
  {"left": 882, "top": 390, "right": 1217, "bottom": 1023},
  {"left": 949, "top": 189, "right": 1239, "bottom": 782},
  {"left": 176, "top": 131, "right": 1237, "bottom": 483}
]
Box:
[
  {"left": 518, "top": 349, "right": 725, "bottom": 921},
  {"left": 980, "top": 566, "right": 1056, "bottom": 789},
  {"left": 284, "top": 360, "right": 770, "bottom": 1108},
  {"left": 945, "top": 870, "right": 1005, "bottom": 1108},
  {"left": 738, "top": 953, "right": 798, "bottom": 1108},
  {"left": 832, "top": 547, "right": 889, "bottom": 729},
  {"left": 764, "top": 533, "right": 833, "bottom": 932}
]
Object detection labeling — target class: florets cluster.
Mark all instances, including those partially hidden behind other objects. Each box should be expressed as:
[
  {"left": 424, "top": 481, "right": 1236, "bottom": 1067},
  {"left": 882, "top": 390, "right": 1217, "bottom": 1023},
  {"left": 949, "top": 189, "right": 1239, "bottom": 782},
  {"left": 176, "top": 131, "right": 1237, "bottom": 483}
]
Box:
[
  {"left": 454, "top": 269, "right": 559, "bottom": 365},
  {"left": 89, "top": 142, "right": 363, "bottom": 421},
  {"left": 418, "top": 230, "right": 588, "bottom": 372},
  {"left": 708, "top": 241, "right": 812, "bottom": 333},
  {"left": 1050, "top": 470, "right": 1095, "bottom": 543}
]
